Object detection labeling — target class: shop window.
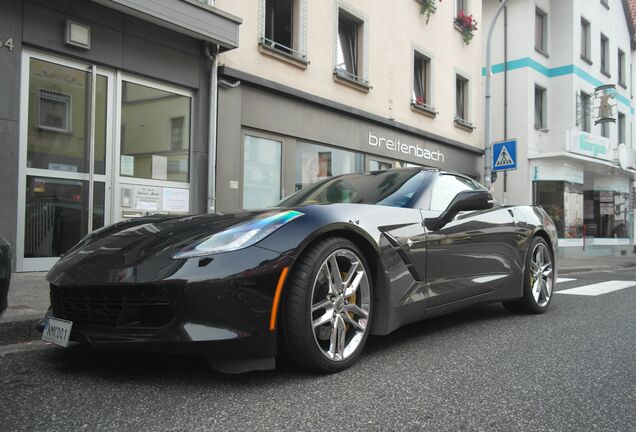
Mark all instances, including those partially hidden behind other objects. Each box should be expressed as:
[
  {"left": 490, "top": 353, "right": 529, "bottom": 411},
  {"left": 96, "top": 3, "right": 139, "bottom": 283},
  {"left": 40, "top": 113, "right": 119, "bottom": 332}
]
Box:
[
  {"left": 455, "top": 74, "right": 469, "bottom": 123},
  {"left": 584, "top": 190, "right": 630, "bottom": 239},
  {"left": 600, "top": 34, "right": 610, "bottom": 76},
  {"left": 535, "top": 8, "right": 548, "bottom": 56},
  {"left": 580, "top": 18, "right": 591, "bottom": 63},
  {"left": 170, "top": 117, "right": 185, "bottom": 151},
  {"left": 533, "top": 181, "right": 566, "bottom": 238},
  {"left": 261, "top": 0, "right": 306, "bottom": 60},
  {"left": 243, "top": 135, "right": 282, "bottom": 209},
  {"left": 295, "top": 141, "right": 363, "bottom": 192},
  {"left": 601, "top": 121, "right": 610, "bottom": 138},
  {"left": 618, "top": 49, "right": 626, "bottom": 87},
  {"left": 413, "top": 51, "right": 432, "bottom": 109},
  {"left": 618, "top": 112, "right": 626, "bottom": 144},
  {"left": 534, "top": 85, "right": 546, "bottom": 129},
  {"left": 37, "top": 89, "right": 71, "bottom": 133},
  {"left": 580, "top": 91, "right": 591, "bottom": 132},
  {"left": 335, "top": 7, "right": 368, "bottom": 87},
  {"left": 120, "top": 81, "right": 191, "bottom": 183}
]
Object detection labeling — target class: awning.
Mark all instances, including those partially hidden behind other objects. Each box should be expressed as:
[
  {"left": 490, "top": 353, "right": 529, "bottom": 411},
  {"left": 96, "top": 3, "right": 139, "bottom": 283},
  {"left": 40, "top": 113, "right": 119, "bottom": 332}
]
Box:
[{"left": 90, "top": 0, "right": 241, "bottom": 51}]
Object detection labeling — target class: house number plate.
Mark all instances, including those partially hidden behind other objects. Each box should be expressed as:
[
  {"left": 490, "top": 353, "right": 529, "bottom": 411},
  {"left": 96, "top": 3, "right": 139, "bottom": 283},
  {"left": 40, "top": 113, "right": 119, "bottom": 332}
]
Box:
[{"left": 0, "top": 38, "right": 15, "bottom": 51}]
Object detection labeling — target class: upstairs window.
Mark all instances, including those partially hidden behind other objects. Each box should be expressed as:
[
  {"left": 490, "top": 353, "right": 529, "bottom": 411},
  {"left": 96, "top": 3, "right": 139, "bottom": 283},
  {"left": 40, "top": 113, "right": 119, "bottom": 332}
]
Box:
[
  {"left": 455, "top": 74, "right": 469, "bottom": 122},
  {"left": 618, "top": 112, "right": 626, "bottom": 144},
  {"left": 580, "top": 18, "right": 591, "bottom": 63},
  {"left": 600, "top": 34, "right": 610, "bottom": 76},
  {"left": 618, "top": 49, "right": 626, "bottom": 87},
  {"left": 335, "top": 7, "right": 368, "bottom": 87},
  {"left": 534, "top": 85, "right": 547, "bottom": 129},
  {"left": 601, "top": 121, "right": 610, "bottom": 138},
  {"left": 535, "top": 8, "right": 548, "bottom": 56},
  {"left": 260, "top": 0, "right": 307, "bottom": 61},
  {"left": 413, "top": 51, "right": 431, "bottom": 108},
  {"left": 580, "top": 92, "right": 591, "bottom": 133},
  {"left": 38, "top": 89, "right": 72, "bottom": 133}
]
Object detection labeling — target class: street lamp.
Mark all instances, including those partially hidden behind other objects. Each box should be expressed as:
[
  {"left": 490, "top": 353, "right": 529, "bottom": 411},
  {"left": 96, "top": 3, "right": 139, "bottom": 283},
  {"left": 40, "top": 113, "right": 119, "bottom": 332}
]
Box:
[{"left": 484, "top": 0, "right": 510, "bottom": 189}]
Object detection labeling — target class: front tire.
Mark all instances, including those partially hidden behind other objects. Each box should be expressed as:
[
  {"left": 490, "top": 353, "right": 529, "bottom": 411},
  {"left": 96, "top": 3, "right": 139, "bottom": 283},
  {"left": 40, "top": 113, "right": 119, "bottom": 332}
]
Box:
[
  {"left": 503, "top": 236, "right": 554, "bottom": 314},
  {"left": 281, "top": 237, "right": 373, "bottom": 373}
]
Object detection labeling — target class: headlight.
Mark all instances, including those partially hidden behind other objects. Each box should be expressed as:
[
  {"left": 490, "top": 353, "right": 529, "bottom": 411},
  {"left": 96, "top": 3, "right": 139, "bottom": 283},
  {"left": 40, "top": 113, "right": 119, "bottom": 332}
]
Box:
[{"left": 173, "top": 210, "right": 303, "bottom": 259}]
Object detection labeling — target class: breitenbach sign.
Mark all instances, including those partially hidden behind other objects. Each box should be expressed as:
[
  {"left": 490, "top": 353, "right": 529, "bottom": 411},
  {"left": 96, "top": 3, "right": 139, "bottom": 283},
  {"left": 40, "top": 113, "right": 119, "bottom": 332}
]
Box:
[{"left": 367, "top": 131, "right": 445, "bottom": 163}]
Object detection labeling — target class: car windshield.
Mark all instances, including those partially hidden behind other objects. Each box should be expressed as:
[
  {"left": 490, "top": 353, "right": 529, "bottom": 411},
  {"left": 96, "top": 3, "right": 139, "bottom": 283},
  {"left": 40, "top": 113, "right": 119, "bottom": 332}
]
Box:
[{"left": 278, "top": 169, "right": 432, "bottom": 208}]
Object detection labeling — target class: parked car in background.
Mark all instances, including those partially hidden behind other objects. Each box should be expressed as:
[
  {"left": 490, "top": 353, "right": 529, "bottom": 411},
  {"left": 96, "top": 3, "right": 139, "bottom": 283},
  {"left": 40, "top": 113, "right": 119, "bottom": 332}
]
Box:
[{"left": 0, "top": 236, "right": 11, "bottom": 317}]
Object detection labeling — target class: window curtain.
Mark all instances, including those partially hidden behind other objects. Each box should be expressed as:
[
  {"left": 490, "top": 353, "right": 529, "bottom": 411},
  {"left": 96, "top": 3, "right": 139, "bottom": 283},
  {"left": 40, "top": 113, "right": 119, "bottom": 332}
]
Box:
[
  {"left": 456, "top": 78, "right": 465, "bottom": 119},
  {"left": 535, "top": 89, "right": 543, "bottom": 127},
  {"left": 338, "top": 21, "right": 357, "bottom": 76},
  {"left": 413, "top": 58, "right": 425, "bottom": 102}
]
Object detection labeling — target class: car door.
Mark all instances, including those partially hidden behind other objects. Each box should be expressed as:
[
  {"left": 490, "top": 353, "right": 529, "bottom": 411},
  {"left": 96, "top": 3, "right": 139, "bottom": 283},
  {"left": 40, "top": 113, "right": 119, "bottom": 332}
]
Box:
[{"left": 422, "top": 174, "right": 518, "bottom": 307}]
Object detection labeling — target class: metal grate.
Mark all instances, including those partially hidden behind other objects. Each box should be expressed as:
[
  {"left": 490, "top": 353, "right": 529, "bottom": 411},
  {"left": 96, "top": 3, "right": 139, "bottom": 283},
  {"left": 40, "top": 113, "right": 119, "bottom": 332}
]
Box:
[{"left": 50, "top": 285, "right": 173, "bottom": 328}]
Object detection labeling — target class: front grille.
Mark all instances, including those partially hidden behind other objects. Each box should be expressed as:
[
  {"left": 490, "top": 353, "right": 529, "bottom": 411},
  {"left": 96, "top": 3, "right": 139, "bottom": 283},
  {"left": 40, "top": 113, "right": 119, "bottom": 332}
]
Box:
[{"left": 50, "top": 285, "right": 174, "bottom": 329}]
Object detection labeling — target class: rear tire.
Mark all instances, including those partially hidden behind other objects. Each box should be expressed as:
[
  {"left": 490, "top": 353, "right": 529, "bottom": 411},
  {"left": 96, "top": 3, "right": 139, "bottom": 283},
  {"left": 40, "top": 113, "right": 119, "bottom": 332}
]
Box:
[
  {"left": 503, "top": 237, "right": 554, "bottom": 314},
  {"left": 281, "top": 237, "right": 373, "bottom": 373}
]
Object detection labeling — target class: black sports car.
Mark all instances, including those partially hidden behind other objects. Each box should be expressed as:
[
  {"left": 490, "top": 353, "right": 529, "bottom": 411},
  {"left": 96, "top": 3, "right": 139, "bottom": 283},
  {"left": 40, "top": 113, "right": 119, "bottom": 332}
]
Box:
[{"left": 43, "top": 168, "right": 557, "bottom": 373}]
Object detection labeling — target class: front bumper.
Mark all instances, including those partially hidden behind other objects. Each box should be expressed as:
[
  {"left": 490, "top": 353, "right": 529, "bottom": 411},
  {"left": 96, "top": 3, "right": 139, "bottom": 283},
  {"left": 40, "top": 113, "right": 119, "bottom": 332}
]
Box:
[{"left": 45, "top": 246, "right": 292, "bottom": 359}]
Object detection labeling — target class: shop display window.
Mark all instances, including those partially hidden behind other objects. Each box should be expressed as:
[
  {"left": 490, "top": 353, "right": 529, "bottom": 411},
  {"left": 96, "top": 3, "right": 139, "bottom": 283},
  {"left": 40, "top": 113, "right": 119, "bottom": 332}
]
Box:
[
  {"left": 295, "top": 142, "right": 364, "bottom": 191},
  {"left": 584, "top": 190, "right": 631, "bottom": 239},
  {"left": 120, "top": 82, "right": 191, "bottom": 183}
]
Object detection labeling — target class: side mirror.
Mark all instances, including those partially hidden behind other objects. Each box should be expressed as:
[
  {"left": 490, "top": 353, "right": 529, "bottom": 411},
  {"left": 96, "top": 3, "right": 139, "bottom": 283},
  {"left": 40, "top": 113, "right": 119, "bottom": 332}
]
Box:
[{"left": 425, "top": 190, "right": 493, "bottom": 231}]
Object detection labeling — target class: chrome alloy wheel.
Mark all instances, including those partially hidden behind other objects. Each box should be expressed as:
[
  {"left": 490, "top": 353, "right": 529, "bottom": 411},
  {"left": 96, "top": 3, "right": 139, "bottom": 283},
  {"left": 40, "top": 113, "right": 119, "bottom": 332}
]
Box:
[
  {"left": 310, "top": 249, "right": 371, "bottom": 362},
  {"left": 529, "top": 242, "right": 553, "bottom": 307}
]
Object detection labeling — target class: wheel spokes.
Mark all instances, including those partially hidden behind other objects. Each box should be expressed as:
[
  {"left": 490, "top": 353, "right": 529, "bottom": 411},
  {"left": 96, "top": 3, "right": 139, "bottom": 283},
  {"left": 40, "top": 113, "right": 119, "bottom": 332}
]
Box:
[
  {"left": 343, "top": 313, "right": 366, "bottom": 332},
  {"left": 328, "top": 256, "right": 344, "bottom": 293},
  {"left": 313, "top": 310, "right": 332, "bottom": 328},
  {"left": 344, "top": 270, "right": 364, "bottom": 297},
  {"left": 532, "top": 279, "right": 542, "bottom": 302},
  {"left": 328, "top": 314, "right": 346, "bottom": 359},
  {"left": 345, "top": 302, "right": 368, "bottom": 318}
]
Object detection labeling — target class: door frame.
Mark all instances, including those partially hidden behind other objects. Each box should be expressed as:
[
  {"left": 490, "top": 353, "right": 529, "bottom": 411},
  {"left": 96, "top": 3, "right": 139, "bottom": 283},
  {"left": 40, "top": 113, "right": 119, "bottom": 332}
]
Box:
[{"left": 16, "top": 50, "right": 116, "bottom": 272}]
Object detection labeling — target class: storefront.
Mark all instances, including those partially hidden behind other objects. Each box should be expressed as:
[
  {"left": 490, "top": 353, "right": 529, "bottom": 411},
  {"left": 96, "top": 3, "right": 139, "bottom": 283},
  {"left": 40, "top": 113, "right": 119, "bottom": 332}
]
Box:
[
  {"left": 214, "top": 67, "right": 483, "bottom": 212},
  {"left": 531, "top": 129, "right": 636, "bottom": 257},
  {"left": 1, "top": 0, "right": 240, "bottom": 271}
]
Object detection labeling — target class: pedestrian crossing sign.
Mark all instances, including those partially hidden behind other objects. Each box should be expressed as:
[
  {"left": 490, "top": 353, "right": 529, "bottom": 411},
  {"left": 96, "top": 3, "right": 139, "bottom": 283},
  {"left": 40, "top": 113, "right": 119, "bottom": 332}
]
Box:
[{"left": 492, "top": 139, "right": 517, "bottom": 171}]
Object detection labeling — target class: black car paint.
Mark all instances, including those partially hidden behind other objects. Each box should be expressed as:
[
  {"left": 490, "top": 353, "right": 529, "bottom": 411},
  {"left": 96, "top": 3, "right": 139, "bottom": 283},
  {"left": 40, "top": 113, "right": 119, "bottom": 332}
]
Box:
[{"left": 45, "top": 169, "right": 558, "bottom": 362}]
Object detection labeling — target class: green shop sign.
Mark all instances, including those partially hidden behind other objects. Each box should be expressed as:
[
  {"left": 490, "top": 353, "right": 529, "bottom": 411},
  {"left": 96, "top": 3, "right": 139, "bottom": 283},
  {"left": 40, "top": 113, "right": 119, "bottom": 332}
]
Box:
[{"left": 568, "top": 130, "right": 611, "bottom": 161}]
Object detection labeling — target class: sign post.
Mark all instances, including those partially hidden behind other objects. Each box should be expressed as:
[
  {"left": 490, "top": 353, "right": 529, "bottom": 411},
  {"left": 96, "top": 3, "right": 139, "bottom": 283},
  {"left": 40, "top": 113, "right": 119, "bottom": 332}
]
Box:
[{"left": 492, "top": 139, "right": 517, "bottom": 205}]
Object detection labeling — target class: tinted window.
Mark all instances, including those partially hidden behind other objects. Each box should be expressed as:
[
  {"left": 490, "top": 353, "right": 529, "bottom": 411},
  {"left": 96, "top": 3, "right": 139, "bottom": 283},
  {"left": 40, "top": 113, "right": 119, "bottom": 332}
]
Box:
[
  {"left": 279, "top": 170, "right": 431, "bottom": 208},
  {"left": 429, "top": 174, "right": 479, "bottom": 212}
]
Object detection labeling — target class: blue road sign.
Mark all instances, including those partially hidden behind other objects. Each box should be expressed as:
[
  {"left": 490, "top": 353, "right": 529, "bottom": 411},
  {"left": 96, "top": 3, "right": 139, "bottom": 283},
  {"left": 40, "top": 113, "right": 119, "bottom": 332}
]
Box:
[{"left": 492, "top": 139, "right": 517, "bottom": 171}]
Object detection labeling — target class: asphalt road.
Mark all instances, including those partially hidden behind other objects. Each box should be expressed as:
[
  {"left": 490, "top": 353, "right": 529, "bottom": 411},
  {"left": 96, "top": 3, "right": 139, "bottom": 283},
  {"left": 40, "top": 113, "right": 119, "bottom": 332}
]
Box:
[{"left": 1, "top": 268, "right": 635, "bottom": 432}]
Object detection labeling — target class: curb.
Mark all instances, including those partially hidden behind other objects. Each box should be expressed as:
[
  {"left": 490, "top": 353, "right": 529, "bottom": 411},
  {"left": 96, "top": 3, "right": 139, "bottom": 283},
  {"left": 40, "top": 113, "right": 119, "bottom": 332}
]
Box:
[
  {"left": 559, "top": 262, "right": 636, "bottom": 275},
  {"left": 0, "top": 317, "right": 42, "bottom": 346}
]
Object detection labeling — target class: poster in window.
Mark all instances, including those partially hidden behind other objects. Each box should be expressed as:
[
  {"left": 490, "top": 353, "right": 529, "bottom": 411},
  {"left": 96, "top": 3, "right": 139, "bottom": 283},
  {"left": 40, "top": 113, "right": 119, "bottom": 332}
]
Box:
[
  {"left": 301, "top": 151, "right": 319, "bottom": 185},
  {"left": 318, "top": 152, "right": 332, "bottom": 178},
  {"left": 152, "top": 155, "right": 167, "bottom": 180},
  {"left": 599, "top": 202, "right": 613, "bottom": 215}
]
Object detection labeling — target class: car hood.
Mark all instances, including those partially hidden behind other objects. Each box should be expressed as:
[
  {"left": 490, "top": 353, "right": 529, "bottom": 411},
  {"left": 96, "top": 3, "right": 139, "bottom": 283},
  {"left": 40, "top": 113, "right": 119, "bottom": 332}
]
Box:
[{"left": 47, "top": 209, "right": 278, "bottom": 284}]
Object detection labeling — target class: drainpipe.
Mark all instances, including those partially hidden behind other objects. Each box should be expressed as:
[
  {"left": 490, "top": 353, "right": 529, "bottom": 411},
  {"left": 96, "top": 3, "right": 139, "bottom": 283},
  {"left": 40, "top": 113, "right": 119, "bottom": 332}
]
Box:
[
  {"left": 484, "top": 0, "right": 510, "bottom": 189},
  {"left": 205, "top": 43, "right": 219, "bottom": 213}
]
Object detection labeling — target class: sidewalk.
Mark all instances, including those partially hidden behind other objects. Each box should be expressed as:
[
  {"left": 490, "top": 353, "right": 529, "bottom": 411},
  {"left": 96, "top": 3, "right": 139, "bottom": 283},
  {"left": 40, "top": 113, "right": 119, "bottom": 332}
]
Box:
[{"left": 2, "top": 254, "right": 635, "bottom": 345}]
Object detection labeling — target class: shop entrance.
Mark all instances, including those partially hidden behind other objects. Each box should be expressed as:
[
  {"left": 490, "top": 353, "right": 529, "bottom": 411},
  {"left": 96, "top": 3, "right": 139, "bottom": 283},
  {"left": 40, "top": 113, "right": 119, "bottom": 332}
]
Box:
[{"left": 17, "top": 52, "right": 192, "bottom": 271}]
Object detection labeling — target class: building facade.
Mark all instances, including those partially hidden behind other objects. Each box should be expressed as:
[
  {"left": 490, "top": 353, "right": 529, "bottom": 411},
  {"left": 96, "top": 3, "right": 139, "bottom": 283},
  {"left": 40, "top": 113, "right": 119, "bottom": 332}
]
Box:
[
  {"left": 211, "top": 0, "right": 485, "bottom": 212},
  {"left": 0, "top": 0, "right": 485, "bottom": 272},
  {"left": 484, "top": 0, "right": 636, "bottom": 257},
  {"left": 0, "top": 0, "right": 241, "bottom": 271}
]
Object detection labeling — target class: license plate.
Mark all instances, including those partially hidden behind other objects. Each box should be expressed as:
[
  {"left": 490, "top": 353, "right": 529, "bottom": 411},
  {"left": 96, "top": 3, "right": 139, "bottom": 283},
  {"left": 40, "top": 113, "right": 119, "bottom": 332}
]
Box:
[{"left": 42, "top": 317, "right": 73, "bottom": 347}]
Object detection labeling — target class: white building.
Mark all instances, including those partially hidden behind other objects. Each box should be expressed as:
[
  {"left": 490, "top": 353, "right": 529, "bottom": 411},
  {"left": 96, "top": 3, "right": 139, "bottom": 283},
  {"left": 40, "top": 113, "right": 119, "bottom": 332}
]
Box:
[
  {"left": 210, "top": 0, "right": 485, "bottom": 212},
  {"left": 484, "top": 0, "right": 636, "bottom": 257}
]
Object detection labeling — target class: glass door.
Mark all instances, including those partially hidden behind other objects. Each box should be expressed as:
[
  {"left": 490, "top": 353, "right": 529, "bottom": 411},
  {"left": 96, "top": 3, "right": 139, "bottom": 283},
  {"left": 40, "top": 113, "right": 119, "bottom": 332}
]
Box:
[{"left": 18, "top": 53, "right": 113, "bottom": 271}]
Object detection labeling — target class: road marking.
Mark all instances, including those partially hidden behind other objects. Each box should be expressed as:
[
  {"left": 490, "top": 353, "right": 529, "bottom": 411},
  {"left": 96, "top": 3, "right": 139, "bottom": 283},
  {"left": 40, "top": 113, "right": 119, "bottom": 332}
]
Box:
[
  {"left": 556, "top": 278, "right": 576, "bottom": 283},
  {"left": 557, "top": 280, "right": 636, "bottom": 296}
]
